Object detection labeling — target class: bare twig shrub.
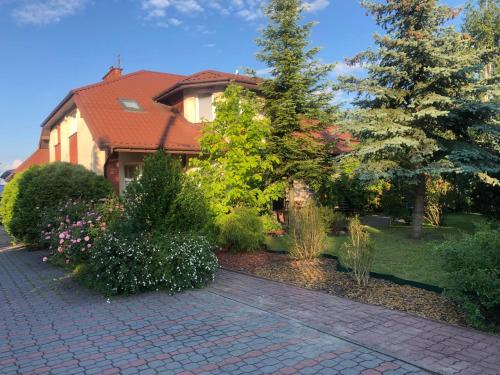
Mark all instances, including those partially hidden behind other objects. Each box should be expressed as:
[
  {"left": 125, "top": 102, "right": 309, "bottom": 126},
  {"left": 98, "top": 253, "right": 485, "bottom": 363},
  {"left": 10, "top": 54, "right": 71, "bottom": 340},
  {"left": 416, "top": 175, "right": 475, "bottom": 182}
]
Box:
[
  {"left": 288, "top": 200, "right": 326, "bottom": 260},
  {"left": 342, "top": 216, "right": 375, "bottom": 286}
]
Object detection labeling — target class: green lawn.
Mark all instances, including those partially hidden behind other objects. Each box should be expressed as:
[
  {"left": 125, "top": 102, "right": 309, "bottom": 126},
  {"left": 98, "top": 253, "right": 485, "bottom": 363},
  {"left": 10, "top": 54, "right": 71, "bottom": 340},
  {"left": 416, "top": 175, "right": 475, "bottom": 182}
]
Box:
[{"left": 265, "top": 213, "right": 492, "bottom": 288}]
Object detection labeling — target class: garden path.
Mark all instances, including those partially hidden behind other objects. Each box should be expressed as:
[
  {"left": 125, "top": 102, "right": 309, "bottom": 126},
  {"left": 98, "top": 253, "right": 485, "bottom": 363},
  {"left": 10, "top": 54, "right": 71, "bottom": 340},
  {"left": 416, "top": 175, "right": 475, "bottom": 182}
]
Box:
[{"left": 0, "top": 227, "right": 498, "bottom": 374}]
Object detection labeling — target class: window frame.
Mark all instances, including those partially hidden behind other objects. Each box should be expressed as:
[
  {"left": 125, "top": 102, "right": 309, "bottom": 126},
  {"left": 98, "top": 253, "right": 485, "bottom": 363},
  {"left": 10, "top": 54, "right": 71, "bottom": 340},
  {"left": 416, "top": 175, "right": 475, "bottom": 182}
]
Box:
[{"left": 118, "top": 98, "right": 144, "bottom": 112}]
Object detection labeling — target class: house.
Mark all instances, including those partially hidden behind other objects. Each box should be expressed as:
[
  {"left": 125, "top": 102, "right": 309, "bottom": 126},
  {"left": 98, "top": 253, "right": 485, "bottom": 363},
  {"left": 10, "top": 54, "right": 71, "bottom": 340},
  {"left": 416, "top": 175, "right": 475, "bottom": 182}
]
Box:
[
  {"left": 13, "top": 66, "right": 352, "bottom": 194},
  {"left": 14, "top": 67, "right": 260, "bottom": 193}
]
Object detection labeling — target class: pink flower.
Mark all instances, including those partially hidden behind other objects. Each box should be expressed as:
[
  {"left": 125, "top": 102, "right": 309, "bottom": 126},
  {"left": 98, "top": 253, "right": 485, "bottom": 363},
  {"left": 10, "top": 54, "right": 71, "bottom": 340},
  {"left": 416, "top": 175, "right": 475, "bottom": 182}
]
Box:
[
  {"left": 47, "top": 224, "right": 52, "bottom": 228},
  {"left": 77, "top": 238, "right": 81, "bottom": 243},
  {"left": 57, "top": 247, "right": 63, "bottom": 253},
  {"left": 87, "top": 244, "right": 92, "bottom": 248},
  {"left": 42, "top": 257, "right": 48, "bottom": 262},
  {"left": 84, "top": 236, "right": 90, "bottom": 242},
  {"left": 59, "top": 239, "right": 64, "bottom": 244},
  {"left": 45, "top": 236, "right": 51, "bottom": 240},
  {"left": 59, "top": 233, "right": 65, "bottom": 239}
]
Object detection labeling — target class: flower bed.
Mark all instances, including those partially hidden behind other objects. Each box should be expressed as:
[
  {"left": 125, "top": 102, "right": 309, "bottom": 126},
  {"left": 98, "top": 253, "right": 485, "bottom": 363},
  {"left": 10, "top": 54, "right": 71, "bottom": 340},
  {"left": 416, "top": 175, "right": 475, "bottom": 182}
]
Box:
[{"left": 217, "top": 250, "right": 466, "bottom": 326}]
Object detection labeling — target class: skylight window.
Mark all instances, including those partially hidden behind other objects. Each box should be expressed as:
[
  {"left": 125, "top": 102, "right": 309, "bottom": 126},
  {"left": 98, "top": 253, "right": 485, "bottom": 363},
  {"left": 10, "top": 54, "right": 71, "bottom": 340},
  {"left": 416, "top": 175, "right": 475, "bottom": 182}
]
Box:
[{"left": 119, "top": 98, "right": 143, "bottom": 112}]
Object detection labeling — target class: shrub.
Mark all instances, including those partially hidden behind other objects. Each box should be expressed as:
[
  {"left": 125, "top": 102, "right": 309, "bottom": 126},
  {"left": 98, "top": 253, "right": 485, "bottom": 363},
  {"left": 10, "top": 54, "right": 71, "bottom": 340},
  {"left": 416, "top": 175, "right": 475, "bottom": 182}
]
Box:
[
  {"left": 425, "top": 176, "right": 451, "bottom": 226},
  {"left": 41, "top": 198, "right": 123, "bottom": 265},
  {"left": 87, "top": 225, "right": 217, "bottom": 296},
  {"left": 261, "top": 213, "right": 283, "bottom": 234},
  {"left": 154, "top": 232, "right": 218, "bottom": 293},
  {"left": 87, "top": 225, "right": 165, "bottom": 295},
  {"left": 165, "top": 176, "right": 215, "bottom": 236},
  {"left": 124, "top": 152, "right": 182, "bottom": 234},
  {"left": 320, "top": 207, "right": 347, "bottom": 234},
  {"left": 124, "top": 152, "right": 213, "bottom": 236},
  {"left": 288, "top": 201, "right": 326, "bottom": 259},
  {"left": 341, "top": 216, "right": 375, "bottom": 286},
  {"left": 218, "top": 207, "right": 264, "bottom": 251},
  {"left": 0, "top": 163, "right": 113, "bottom": 245},
  {"left": 437, "top": 228, "right": 500, "bottom": 331}
]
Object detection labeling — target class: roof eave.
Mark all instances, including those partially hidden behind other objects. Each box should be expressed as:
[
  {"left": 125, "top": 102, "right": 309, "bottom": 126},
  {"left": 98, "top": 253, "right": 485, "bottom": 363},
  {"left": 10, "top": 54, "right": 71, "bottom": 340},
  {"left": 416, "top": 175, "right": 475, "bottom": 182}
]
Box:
[
  {"left": 40, "top": 92, "right": 76, "bottom": 130},
  {"left": 154, "top": 79, "right": 261, "bottom": 102}
]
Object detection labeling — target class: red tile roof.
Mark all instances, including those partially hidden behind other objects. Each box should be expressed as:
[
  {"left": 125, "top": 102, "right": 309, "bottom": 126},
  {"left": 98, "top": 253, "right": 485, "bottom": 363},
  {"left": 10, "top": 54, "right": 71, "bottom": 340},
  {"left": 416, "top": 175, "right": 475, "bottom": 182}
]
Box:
[
  {"left": 69, "top": 70, "right": 203, "bottom": 152},
  {"left": 14, "top": 149, "right": 49, "bottom": 175},
  {"left": 155, "top": 70, "right": 260, "bottom": 102},
  {"left": 179, "top": 70, "right": 259, "bottom": 85},
  {"left": 299, "top": 119, "right": 357, "bottom": 154}
]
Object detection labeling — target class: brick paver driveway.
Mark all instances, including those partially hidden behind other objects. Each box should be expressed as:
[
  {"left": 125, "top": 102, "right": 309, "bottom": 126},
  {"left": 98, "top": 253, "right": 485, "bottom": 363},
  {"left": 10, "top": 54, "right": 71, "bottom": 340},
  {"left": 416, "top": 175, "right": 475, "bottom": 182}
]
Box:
[{"left": 0, "top": 228, "right": 498, "bottom": 375}]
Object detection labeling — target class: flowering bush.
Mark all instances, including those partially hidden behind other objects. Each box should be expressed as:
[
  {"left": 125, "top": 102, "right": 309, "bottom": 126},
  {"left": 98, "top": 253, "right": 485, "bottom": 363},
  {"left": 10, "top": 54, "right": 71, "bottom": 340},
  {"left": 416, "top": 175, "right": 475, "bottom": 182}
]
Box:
[
  {"left": 88, "top": 228, "right": 165, "bottom": 295},
  {"left": 41, "top": 198, "right": 123, "bottom": 265},
  {"left": 88, "top": 228, "right": 218, "bottom": 296},
  {"left": 156, "top": 233, "right": 218, "bottom": 293}
]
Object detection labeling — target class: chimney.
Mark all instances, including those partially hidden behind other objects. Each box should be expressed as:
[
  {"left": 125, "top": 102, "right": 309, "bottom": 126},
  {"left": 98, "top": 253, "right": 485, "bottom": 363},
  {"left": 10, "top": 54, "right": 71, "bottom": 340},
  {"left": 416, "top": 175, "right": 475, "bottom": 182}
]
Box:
[{"left": 102, "top": 66, "right": 123, "bottom": 82}]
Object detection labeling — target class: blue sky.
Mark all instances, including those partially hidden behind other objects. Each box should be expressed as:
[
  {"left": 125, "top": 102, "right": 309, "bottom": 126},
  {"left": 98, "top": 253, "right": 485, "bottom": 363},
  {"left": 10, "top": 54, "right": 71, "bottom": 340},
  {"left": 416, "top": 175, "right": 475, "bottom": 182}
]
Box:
[{"left": 0, "top": 0, "right": 465, "bottom": 179}]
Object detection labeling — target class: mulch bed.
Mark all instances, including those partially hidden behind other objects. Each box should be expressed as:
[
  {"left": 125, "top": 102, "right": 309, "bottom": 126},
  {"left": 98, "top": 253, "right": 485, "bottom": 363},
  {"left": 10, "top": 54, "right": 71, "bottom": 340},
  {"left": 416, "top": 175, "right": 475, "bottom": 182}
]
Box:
[{"left": 217, "top": 250, "right": 466, "bottom": 327}]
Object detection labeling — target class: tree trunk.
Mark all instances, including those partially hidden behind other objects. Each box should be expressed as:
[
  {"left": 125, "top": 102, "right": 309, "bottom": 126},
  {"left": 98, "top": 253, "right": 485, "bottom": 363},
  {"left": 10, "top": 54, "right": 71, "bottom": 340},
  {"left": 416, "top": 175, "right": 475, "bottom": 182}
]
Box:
[{"left": 412, "top": 174, "right": 426, "bottom": 240}]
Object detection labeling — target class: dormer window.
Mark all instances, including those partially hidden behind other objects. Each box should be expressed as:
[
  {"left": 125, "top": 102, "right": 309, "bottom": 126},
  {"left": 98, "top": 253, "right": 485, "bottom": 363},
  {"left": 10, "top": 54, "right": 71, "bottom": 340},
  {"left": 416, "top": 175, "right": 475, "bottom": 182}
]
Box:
[
  {"left": 119, "top": 98, "right": 143, "bottom": 112},
  {"left": 196, "top": 93, "right": 215, "bottom": 122}
]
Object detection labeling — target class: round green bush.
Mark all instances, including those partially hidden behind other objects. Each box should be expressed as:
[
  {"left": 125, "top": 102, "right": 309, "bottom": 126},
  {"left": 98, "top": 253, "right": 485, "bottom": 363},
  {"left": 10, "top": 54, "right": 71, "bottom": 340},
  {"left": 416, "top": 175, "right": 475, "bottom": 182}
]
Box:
[
  {"left": 0, "top": 162, "right": 113, "bottom": 245},
  {"left": 218, "top": 207, "right": 265, "bottom": 251},
  {"left": 437, "top": 228, "right": 500, "bottom": 331}
]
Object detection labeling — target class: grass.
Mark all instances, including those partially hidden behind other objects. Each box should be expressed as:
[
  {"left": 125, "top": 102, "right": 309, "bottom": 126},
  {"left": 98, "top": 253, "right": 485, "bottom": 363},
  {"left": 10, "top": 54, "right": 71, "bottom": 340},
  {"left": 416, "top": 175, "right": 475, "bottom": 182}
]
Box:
[{"left": 265, "top": 212, "right": 493, "bottom": 288}]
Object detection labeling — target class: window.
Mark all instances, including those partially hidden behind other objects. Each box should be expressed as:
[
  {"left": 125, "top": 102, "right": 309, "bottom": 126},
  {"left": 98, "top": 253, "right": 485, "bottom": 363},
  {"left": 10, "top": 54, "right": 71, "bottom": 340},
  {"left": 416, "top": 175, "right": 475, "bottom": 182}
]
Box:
[
  {"left": 123, "top": 165, "right": 139, "bottom": 189},
  {"left": 70, "top": 114, "right": 78, "bottom": 135},
  {"left": 119, "top": 98, "right": 143, "bottom": 112},
  {"left": 196, "top": 93, "right": 214, "bottom": 122}
]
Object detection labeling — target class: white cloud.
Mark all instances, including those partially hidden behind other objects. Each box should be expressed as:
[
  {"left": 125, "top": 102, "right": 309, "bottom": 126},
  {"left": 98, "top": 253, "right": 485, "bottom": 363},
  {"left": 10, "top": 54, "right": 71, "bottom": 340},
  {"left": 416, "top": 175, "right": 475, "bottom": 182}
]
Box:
[
  {"left": 12, "top": 0, "right": 87, "bottom": 25},
  {"left": 141, "top": 0, "right": 202, "bottom": 19},
  {"left": 332, "top": 62, "right": 365, "bottom": 77},
  {"left": 204, "top": 43, "right": 216, "bottom": 48},
  {"left": 156, "top": 17, "right": 183, "bottom": 28},
  {"left": 174, "top": 0, "right": 202, "bottom": 13},
  {"left": 255, "top": 67, "right": 271, "bottom": 76},
  {"left": 303, "top": 0, "right": 329, "bottom": 13}
]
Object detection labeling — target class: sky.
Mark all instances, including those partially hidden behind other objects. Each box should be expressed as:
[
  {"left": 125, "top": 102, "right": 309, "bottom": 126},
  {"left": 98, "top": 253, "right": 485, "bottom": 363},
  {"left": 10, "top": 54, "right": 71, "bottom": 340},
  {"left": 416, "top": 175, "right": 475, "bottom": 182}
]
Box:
[{"left": 0, "top": 0, "right": 466, "bottom": 180}]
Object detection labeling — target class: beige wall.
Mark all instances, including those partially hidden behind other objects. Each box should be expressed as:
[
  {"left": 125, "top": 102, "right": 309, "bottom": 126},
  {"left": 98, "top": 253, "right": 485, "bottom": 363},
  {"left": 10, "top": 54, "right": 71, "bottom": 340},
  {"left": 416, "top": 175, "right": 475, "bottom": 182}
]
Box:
[
  {"left": 49, "top": 126, "right": 58, "bottom": 161},
  {"left": 47, "top": 108, "right": 105, "bottom": 175},
  {"left": 183, "top": 87, "right": 224, "bottom": 123},
  {"left": 77, "top": 111, "right": 106, "bottom": 175}
]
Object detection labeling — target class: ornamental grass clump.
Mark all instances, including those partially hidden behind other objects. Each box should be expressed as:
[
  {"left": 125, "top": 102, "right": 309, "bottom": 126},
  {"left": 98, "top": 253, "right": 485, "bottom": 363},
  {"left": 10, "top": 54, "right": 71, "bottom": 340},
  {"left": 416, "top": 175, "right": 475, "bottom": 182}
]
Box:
[
  {"left": 288, "top": 200, "right": 326, "bottom": 260},
  {"left": 342, "top": 216, "right": 375, "bottom": 286}
]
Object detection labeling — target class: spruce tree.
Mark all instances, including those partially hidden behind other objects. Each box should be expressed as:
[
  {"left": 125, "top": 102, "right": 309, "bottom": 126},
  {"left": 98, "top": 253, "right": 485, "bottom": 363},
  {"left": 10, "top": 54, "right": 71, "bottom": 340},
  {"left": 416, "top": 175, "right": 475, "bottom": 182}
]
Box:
[
  {"left": 256, "top": 0, "right": 334, "bottom": 188},
  {"left": 337, "top": 0, "right": 500, "bottom": 239}
]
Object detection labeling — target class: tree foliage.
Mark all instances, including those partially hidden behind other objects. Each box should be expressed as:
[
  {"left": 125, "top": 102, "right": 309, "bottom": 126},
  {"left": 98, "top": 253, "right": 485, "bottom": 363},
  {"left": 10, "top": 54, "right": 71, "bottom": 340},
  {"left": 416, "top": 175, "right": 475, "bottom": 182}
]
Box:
[
  {"left": 337, "top": 0, "right": 500, "bottom": 238},
  {"left": 191, "top": 84, "right": 283, "bottom": 218},
  {"left": 463, "top": 0, "right": 500, "bottom": 76},
  {"left": 256, "top": 0, "right": 335, "bottom": 185}
]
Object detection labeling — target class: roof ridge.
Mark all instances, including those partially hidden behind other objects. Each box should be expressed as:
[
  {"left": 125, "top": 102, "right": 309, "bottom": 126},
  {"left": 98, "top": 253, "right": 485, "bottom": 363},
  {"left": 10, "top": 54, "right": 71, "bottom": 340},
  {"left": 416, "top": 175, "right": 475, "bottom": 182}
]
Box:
[{"left": 73, "top": 70, "right": 186, "bottom": 93}]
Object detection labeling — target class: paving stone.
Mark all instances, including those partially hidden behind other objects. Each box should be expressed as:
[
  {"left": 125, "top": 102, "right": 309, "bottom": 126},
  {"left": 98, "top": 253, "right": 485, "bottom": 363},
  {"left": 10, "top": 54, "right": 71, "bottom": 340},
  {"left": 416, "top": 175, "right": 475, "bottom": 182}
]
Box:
[{"left": 0, "top": 227, "right": 497, "bottom": 375}]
